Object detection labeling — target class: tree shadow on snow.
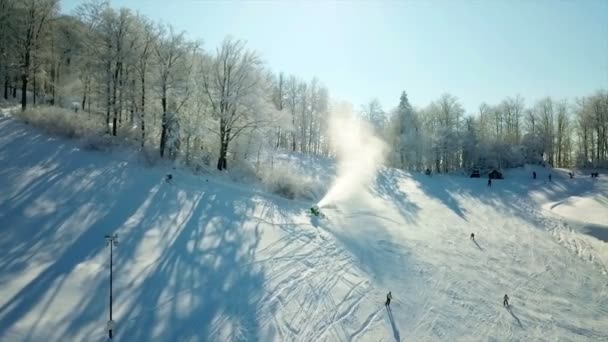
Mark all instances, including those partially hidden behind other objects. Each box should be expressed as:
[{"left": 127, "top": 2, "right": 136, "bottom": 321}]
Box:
[
  {"left": 409, "top": 172, "right": 469, "bottom": 221},
  {"left": 0, "top": 120, "right": 270, "bottom": 341},
  {"left": 58, "top": 185, "right": 268, "bottom": 341},
  {"left": 498, "top": 179, "right": 594, "bottom": 226},
  {"left": 107, "top": 186, "right": 266, "bottom": 341},
  {"left": 0, "top": 131, "right": 163, "bottom": 339},
  {"left": 407, "top": 168, "right": 600, "bottom": 229},
  {"left": 372, "top": 169, "right": 420, "bottom": 224}
]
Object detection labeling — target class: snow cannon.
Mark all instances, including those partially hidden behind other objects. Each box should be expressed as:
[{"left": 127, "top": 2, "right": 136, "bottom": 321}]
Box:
[{"left": 310, "top": 206, "right": 322, "bottom": 217}]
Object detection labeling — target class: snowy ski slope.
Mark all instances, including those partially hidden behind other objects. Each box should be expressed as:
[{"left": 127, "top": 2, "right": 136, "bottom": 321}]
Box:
[{"left": 0, "top": 117, "right": 607, "bottom": 341}]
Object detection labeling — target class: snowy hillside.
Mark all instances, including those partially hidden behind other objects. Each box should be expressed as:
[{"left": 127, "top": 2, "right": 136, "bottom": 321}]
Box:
[{"left": 1, "top": 117, "right": 607, "bottom": 341}]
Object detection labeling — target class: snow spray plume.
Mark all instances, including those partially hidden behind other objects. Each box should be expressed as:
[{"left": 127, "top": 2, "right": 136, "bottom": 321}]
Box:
[{"left": 318, "top": 102, "right": 387, "bottom": 207}]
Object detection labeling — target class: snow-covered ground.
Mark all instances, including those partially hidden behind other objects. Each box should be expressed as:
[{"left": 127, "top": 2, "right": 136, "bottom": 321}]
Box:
[
  {"left": 547, "top": 194, "right": 607, "bottom": 227},
  {"left": 0, "top": 117, "right": 607, "bottom": 341}
]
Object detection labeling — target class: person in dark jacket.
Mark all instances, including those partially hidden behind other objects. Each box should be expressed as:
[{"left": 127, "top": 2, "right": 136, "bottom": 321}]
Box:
[
  {"left": 385, "top": 291, "right": 392, "bottom": 307},
  {"left": 503, "top": 294, "right": 510, "bottom": 307},
  {"left": 487, "top": 177, "right": 492, "bottom": 187},
  {"left": 533, "top": 171, "right": 536, "bottom": 179},
  {"left": 470, "top": 233, "right": 475, "bottom": 240}
]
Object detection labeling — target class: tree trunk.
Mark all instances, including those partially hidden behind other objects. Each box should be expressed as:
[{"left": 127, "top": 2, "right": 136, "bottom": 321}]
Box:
[
  {"left": 308, "top": 115, "right": 314, "bottom": 153},
  {"left": 583, "top": 127, "right": 588, "bottom": 161},
  {"left": 21, "top": 74, "right": 28, "bottom": 111},
  {"left": 112, "top": 62, "right": 120, "bottom": 136},
  {"left": 435, "top": 150, "right": 441, "bottom": 173},
  {"left": 32, "top": 48, "right": 37, "bottom": 106},
  {"left": 20, "top": 35, "right": 32, "bottom": 111},
  {"left": 21, "top": 64, "right": 29, "bottom": 110},
  {"left": 602, "top": 127, "right": 608, "bottom": 160},
  {"left": 300, "top": 119, "right": 306, "bottom": 152},
  {"left": 81, "top": 78, "right": 87, "bottom": 111},
  {"left": 141, "top": 117, "right": 146, "bottom": 148},
  {"left": 140, "top": 72, "right": 146, "bottom": 148},
  {"left": 33, "top": 72, "right": 36, "bottom": 105},
  {"left": 185, "top": 134, "right": 191, "bottom": 165},
  {"left": 590, "top": 133, "right": 596, "bottom": 164},
  {"left": 50, "top": 64, "right": 55, "bottom": 105},
  {"left": 130, "top": 79, "right": 135, "bottom": 124},
  {"left": 106, "top": 61, "right": 111, "bottom": 133},
  {"left": 159, "top": 89, "right": 167, "bottom": 158},
  {"left": 217, "top": 140, "right": 227, "bottom": 170},
  {"left": 217, "top": 121, "right": 228, "bottom": 170},
  {"left": 222, "top": 140, "right": 228, "bottom": 169},
  {"left": 596, "top": 126, "right": 600, "bottom": 162},
  {"left": 87, "top": 82, "right": 91, "bottom": 114},
  {"left": 3, "top": 74, "right": 8, "bottom": 100},
  {"left": 118, "top": 66, "right": 124, "bottom": 126}
]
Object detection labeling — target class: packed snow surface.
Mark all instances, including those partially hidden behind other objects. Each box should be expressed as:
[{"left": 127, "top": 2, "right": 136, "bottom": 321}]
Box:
[
  {"left": 546, "top": 193, "right": 608, "bottom": 227},
  {"left": 0, "top": 117, "right": 607, "bottom": 341}
]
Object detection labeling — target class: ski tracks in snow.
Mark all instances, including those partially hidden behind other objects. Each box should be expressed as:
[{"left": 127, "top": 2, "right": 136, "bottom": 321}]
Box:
[{"left": 251, "top": 216, "right": 383, "bottom": 341}]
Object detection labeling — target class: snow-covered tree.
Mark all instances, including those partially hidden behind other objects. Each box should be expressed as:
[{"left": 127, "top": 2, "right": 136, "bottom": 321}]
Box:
[
  {"left": 389, "top": 91, "right": 422, "bottom": 170},
  {"left": 155, "top": 25, "right": 196, "bottom": 158},
  {"left": 535, "top": 97, "right": 556, "bottom": 165},
  {"left": 14, "top": 0, "right": 59, "bottom": 110},
  {"left": 201, "top": 38, "right": 269, "bottom": 170},
  {"left": 131, "top": 15, "right": 158, "bottom": 147},
  {"left": 0, "top": 0, "right": 17, "bottom": 100},
  {"left": 461, "top": 116, "right": 479, "bottom": 170},
  {"left": 360, "top": 98, "right": 386, "bottom": 134}
]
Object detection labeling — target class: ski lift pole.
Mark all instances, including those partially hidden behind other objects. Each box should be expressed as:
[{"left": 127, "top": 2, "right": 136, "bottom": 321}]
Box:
[{"left": 105, "top": 233, "right": 118, "bottom": 339}]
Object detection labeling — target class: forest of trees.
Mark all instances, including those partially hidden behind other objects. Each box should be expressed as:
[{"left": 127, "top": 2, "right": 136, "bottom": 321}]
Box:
[
  {"left": 1, "top": 0, "right": 606, "bottom": 174},
  {"left": 380, "top": 90, "right": 608, "bottom": 172}
]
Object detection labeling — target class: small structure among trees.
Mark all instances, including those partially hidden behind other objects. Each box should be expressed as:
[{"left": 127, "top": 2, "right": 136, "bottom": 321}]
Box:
[{"left": 488, "top": 169, "right": 504, "bottom": 179}]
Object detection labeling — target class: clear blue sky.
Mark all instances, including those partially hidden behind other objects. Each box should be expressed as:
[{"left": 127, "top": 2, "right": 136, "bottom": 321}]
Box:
[{"left": 61, "top": 0, "right": 608, "bottom": 113}]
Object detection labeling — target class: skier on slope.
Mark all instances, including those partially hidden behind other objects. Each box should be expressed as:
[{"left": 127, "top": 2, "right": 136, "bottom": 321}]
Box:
[
  {"left": 385, "top": 291, "right": 392, "bottom": 307},
  {"left": 503, "top": 294, "right": 510, "bottom": 307},
  {"left": 470, "top": 233, "right": 475, "bottom": 240},
  {"left": 533, "top": 171, "right": 536, "bottom": 179},
  {"left": 487, "top": 176, "right": 492, "bottom": 187}
]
